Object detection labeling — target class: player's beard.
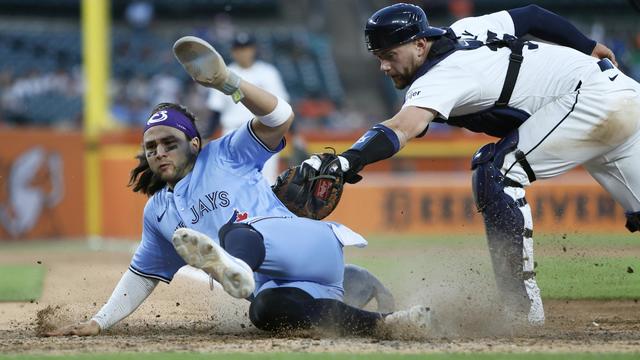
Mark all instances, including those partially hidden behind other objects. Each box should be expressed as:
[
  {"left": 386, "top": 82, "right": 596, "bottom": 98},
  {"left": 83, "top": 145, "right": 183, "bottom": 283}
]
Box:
[
  {"left": 391, "top": 74, "right": 411, "bottom": 89},
  {"left": 390, "top": 66, "right": 415, "bottom": 89}
]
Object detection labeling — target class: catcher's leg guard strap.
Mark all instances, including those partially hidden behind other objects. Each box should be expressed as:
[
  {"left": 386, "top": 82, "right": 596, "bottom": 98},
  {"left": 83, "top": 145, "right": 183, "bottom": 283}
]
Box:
[
  {"left": 218, "top": 222, "right": 265, "bottom": 271},
  {"left": 626, "top": 211, "right": 640, "bottom": 232}
]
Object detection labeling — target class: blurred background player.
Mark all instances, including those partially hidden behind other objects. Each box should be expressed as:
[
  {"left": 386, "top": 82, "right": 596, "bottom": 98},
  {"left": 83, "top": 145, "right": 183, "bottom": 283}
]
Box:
[{"left": 206, "top": 32, "right": 289, "bottom": 184}]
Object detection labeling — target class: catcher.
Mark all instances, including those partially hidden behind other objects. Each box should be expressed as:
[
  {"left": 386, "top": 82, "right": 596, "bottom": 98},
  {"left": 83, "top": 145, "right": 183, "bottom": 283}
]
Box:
[{"left": 46, "top": 36, "right": 425, "bottom": 337}]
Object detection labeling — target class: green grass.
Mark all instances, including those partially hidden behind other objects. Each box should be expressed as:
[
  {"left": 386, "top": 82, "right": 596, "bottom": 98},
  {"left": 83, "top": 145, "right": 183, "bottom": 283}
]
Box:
[
  {"left": 1, "top": 353, "right": 639, "bottom": 360},
  {"left": 346, "top": 233, "right": 640, "bottom": 300},
  {"left": 537, "top": 257, "right": 640, "bottom": 299},
  {"left": 0, "top": 265, "right": 45, "bottom": 302},
  {"left": 364, "top": 232, "right": 639, "bottom": 249}
]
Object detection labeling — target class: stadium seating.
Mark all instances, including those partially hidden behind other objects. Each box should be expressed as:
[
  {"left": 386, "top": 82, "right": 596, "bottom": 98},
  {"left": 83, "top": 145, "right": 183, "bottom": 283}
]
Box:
[{"left": 0, "top": 23, "right": 343, "bottom": 127}]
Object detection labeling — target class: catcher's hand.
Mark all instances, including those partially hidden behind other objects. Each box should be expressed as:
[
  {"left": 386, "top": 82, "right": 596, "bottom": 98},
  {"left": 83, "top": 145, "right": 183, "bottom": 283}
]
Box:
[{"left": 272, "top": 151, "right": 346, "bottom": 220}]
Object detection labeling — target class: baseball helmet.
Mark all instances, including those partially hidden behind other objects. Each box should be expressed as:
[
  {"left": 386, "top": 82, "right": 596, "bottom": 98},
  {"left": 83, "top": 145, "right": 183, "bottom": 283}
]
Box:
[{"left": 365, "top": 3, "right": 447, "bottom": 52}]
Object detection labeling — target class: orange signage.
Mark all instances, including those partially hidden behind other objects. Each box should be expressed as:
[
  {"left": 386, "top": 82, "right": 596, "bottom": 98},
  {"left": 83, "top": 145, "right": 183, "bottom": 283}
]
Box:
[
  {"left": 326, "top": 174, "right": 627, "bottom": 235},
  {"left": 0, "top": 129, "right": 84, "bottom": 240}
]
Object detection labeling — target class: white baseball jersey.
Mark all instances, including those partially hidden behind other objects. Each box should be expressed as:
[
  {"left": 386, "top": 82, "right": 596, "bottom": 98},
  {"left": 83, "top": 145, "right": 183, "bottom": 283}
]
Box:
[
  {"left": 403, "top": 10, "right": 640, "bottom": 212},
  {"left": 404, "top": 11, "right": 597, "bottom": 120},
  {"left": 207, "top": 60, "right": 289, "bottom": 184}
]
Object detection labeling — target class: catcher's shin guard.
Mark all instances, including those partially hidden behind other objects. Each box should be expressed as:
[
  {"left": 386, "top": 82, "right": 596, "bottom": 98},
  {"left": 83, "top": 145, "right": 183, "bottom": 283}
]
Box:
[{"left": 471, "top": 132, "right": 544, "bottom": 324}]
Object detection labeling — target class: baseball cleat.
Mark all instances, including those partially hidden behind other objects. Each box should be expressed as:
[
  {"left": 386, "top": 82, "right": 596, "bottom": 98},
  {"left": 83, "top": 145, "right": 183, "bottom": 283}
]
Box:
[
  {"left": 172, "top": 228, "right": 255, "bottom": 299},
  {"left": 173, "top": 36, "right": 242, "bottom": 96},
  {"left": 383, "top": 305, "right": 432, "bottom": 332}
]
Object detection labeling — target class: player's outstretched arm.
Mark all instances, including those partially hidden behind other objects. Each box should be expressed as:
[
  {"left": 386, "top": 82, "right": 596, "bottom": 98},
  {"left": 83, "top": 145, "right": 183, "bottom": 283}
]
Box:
[
  {"left": 333, "top": 106, "right": 436, "bottom": 183},
  {"left": 44, "top": 270, "right": 158, "bottom": 336},
  {"left": 173, "top": 36, "right": 293, "bottom": 150}
]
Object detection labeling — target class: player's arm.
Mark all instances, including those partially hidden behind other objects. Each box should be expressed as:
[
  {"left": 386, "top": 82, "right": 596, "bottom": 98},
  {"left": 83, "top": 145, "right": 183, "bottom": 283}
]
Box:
[
  {"left": 45, "top": 270, "right": 158, "bottom": 336},
  {"left": 240, "top": 79, "right": 294, "bottom": 150},
  {"left": 507, "top": 5, "right": 617, "bottom": 65},
  {"left": 337, "top": 106, "right": 436, "bottom": 183},
  {"left": 173, "top": 36, "right": 293, "bottom": 150}
]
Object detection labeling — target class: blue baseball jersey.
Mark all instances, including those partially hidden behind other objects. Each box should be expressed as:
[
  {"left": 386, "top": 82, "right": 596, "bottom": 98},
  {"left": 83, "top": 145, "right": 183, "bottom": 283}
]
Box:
[{"left": 129, "top": 121, "right": 294, "bottom": 282}]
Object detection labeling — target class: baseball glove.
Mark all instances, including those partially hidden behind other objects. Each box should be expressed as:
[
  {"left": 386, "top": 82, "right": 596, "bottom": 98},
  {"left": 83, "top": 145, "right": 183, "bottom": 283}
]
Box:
[{"left": 272, "top": 150, "right": 344, "bottom": 220}]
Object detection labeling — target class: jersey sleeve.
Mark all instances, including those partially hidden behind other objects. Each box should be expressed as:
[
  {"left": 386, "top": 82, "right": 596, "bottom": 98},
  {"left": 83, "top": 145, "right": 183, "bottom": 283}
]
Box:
[
  {"left": 402, "top": 65, "right": 479, "bottom": 119},
  {"left": 215, "top": 121, "right": 286, "bottom": 174},
  {"left": 450, "top": 10, "right": 515, "bottom": 41},
  {"left": 129, "top": 201, "right": 186, "bottom": 283}
]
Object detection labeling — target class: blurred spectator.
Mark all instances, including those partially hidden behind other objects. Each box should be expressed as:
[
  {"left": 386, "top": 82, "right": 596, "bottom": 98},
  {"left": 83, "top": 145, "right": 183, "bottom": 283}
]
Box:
[
  {"left": 296, "top": 92, "right": 336, "bottom": 129},
  {"left": 206, "top": 32, "right": 289, "bottom": 184},
  {"left": 125, "top": 1, "right": 154, "bottom": 29},
  {"left": 149, "top": 72, "right": 181, "bottom": 106},
  {"left": 448, "top": 0, "right": 474, "bottom": 19}
]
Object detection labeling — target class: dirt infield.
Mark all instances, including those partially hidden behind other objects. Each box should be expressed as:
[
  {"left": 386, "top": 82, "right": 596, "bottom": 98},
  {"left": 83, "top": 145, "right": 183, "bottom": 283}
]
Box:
[{"left": 1, "top": 244, "right": 640, "bottom": 355}]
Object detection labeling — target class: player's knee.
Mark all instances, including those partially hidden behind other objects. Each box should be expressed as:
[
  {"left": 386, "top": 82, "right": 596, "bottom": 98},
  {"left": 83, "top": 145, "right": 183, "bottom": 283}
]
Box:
[
  {"left": 249, "top": 288, "right": 313, "bottom": 332},
  {"left": 218, "top": 222, "right": 265, "bottom": 270},
  {"left": 471, "top": 132, "right": 521, "bottom": 211},
  {"left": 626, "top": 211, "right": 640, "bottom": 232}
]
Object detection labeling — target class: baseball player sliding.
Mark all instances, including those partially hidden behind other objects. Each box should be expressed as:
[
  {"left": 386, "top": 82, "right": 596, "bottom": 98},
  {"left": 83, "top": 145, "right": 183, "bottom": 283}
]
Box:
[
  {"left": 302, "top": 3, "right": 639, "bottom": 325},
  {"left": 46, "top": 36, "right": 426, "bottom": 337}
]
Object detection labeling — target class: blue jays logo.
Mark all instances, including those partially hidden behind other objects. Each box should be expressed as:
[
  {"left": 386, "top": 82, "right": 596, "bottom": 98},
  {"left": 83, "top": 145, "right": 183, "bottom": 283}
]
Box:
[
  {"left": 228, "top": 209, "right": 249, "bottom": 223},
  {"left": 147, "top": 110, "right": 168, "bottom": 125}
]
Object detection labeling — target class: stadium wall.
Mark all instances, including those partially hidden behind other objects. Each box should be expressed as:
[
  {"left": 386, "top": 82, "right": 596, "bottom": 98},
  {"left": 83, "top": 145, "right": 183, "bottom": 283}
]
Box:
[{"left": 0, "top": 129, "right": 629, "bottom": 240}]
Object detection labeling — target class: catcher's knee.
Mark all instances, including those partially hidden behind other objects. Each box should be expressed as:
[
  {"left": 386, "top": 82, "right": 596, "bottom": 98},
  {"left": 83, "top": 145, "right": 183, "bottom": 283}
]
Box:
[
  {"left": 471, "top": 132, "right": 520, "bottom": 210},
  {"left": 626, "top": 211, "right": 640, "bottom": 232},
  {"left": 218, "top": 222, "right": 265, "bottom": 270}
]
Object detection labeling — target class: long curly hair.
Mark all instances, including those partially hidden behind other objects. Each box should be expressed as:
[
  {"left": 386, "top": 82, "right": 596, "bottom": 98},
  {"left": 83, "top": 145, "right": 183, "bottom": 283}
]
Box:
[{"left": 128, "top": 103, "right": 201, "bottom": 196}]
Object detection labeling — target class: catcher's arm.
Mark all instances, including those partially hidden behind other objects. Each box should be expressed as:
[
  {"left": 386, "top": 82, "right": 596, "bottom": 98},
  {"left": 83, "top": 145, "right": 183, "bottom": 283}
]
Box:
[
  {"left": 325, "top": 106, "right": 435, "bottom": 183},
  {"left": 45, "top": 270, "right": 158, "bottom": 336}
]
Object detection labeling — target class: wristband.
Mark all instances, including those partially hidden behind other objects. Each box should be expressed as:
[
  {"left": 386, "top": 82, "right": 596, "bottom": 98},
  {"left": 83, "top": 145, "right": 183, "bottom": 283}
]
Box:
[
  {"left": 222, "top": 71, "right": 245, "bottom": 103},
  {"left": 257, "top": 96, "right": 293, "bottom": 127}
]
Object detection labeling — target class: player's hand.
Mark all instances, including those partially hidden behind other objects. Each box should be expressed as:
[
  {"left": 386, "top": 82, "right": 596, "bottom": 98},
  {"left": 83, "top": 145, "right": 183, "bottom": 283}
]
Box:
[
  {"left": 591, "top": 42, "right": 618, "bottom": 67},
  {"left": 303, "top": 154, "right": 350, "bottom": 172},
  {"left": 173, "top": 36, "right": 242, "bottom": 96},
  {"left": 44, "top": 320, "right": 101, "bottom": 337}
]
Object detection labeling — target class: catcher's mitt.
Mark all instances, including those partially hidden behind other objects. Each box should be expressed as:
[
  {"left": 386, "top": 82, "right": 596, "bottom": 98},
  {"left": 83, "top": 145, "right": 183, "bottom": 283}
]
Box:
[{"left": 272, "top": 151, "right": 344, "bottom": 220}]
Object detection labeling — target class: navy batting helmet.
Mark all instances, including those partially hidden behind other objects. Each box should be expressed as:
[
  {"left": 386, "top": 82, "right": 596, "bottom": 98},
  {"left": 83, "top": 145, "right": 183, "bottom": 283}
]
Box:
[{"left": 365, "top": 3, "right": 447, "bottom": 52}]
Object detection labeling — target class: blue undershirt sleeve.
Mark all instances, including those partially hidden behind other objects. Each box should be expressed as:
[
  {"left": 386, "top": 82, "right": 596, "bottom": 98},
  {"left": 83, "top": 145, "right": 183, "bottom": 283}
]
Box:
[{"left": 508, "top": 5, "right": 596, "bottom": 55}]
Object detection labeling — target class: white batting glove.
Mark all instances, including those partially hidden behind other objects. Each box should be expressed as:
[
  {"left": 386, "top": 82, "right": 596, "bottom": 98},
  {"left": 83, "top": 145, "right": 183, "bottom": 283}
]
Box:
[
  {"left": 303, "top": 155, "right": 350, "bottom": 172},
  {"left": 173, "top": 36, "right": 244, "bottom": 102}
]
